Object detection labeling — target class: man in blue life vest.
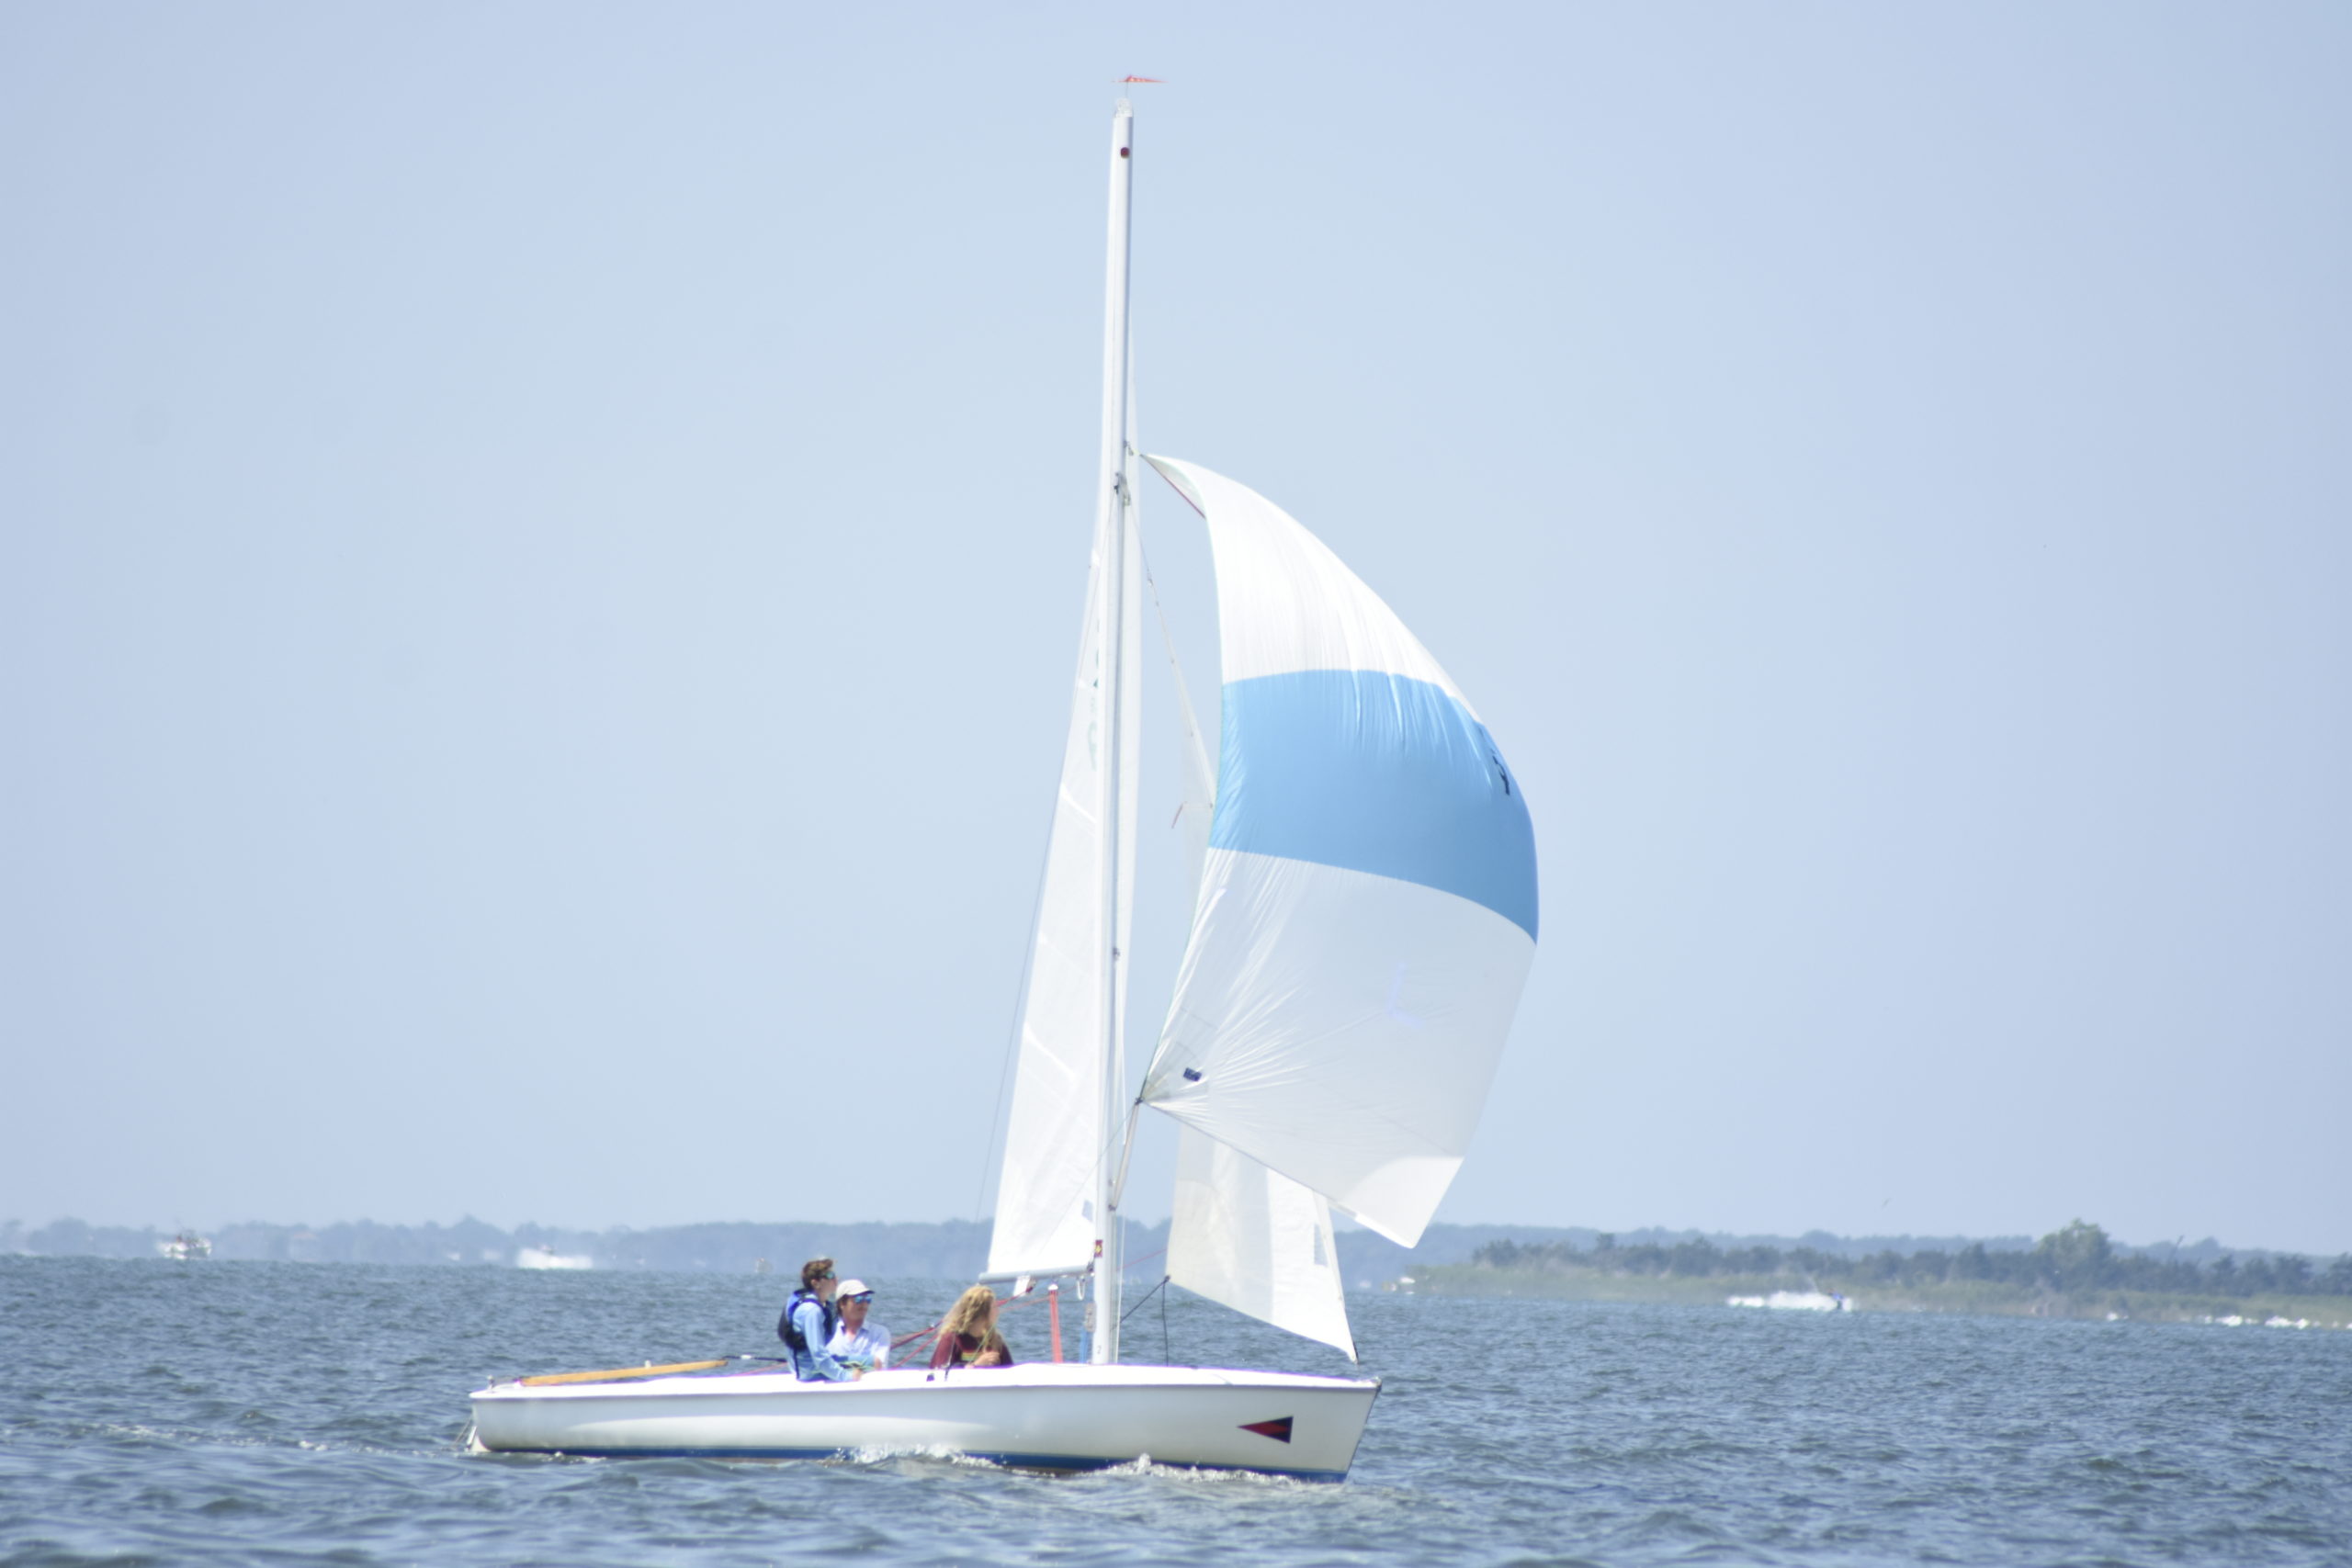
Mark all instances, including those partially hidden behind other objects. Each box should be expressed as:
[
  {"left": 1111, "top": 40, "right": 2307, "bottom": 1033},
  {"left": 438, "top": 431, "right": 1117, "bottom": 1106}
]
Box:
[{"left": 778, "top": 1258, "right": 856, "bottom": 1381}]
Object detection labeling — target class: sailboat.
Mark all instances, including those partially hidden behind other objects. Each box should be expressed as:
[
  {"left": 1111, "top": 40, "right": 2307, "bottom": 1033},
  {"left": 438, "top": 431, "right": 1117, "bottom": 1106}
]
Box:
[{"left": 467, "top": 96, "right": 1537, "bottom": 1483}]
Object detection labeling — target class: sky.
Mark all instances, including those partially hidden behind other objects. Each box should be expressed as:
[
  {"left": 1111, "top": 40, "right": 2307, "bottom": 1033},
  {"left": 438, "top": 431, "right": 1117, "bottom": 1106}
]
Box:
[{"left": 4, "top": 3, "right": 2346, "bottom": 1258}]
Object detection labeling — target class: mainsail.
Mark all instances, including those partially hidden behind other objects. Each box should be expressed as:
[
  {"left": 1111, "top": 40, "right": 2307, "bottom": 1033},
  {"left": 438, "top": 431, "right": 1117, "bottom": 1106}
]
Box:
[
  {"left": 988, "top": 103, "right": 1145, "bottom": 1296},
  {"left": 1140, "top": 456, "right": 1539, "bottom": 1250},
  {"left": 986, "top": 495, "right": 1141, "bottom": 1280}
]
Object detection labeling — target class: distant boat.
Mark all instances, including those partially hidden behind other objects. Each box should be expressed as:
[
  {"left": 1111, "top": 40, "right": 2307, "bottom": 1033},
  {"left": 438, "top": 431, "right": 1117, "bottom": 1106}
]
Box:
[
  {"left": 515, "top": 1245, "right": 594, "bottom": 1271},
  {"left": 469, "top": 96, "right": 1538, "bottom": 1482},
  {"left": 1728, "top": 1291, "right": 1849, "bottom": 1312},
  {"left": 158, "top": 1232, "right": 210, "bottom": 1261}
]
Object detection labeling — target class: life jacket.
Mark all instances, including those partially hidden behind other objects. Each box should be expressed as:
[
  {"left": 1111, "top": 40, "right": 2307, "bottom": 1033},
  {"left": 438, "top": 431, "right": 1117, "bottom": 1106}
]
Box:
[{"left": 776, "top": 1288, "right": 837, "bottom": 1356}]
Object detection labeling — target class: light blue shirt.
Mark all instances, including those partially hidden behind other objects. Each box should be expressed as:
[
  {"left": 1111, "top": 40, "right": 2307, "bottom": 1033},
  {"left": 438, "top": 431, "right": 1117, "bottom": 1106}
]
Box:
[
  {"left": 827, "top": 1318, "right": 892, "bottom": 1371},
  {"left": 790, "top": 1296, "right": 850, "bottom": 1382}
]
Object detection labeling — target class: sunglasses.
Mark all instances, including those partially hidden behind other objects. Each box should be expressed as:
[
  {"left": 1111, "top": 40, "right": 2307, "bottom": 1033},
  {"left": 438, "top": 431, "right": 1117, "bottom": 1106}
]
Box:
[{"left": 846, "top": 1292, "right": 874, "bottom": 1303}]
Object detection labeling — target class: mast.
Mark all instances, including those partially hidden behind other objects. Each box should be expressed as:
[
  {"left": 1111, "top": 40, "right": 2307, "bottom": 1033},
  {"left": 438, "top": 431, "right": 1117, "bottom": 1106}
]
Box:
[{"left": 1090, "top": 96, "right": 1136, "bottom": 1364}]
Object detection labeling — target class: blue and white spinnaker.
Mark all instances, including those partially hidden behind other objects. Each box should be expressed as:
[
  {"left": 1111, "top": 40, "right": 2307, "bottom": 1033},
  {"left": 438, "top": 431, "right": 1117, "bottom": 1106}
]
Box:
[{"left": 1140, "top": 457, "right": 1539, "bottom": 1253}]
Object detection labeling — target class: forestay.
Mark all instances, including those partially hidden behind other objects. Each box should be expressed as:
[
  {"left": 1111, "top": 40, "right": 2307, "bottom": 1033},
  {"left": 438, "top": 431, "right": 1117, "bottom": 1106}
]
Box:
[{"left": 1139, "top": 457, "right": 1539, "bottom": 1249}]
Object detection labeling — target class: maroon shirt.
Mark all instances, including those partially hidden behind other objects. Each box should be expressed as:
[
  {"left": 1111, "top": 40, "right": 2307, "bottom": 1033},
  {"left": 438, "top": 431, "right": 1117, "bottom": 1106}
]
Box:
[{"left": 930, "top": 1329, "right": 1012, "bottom": 1369}]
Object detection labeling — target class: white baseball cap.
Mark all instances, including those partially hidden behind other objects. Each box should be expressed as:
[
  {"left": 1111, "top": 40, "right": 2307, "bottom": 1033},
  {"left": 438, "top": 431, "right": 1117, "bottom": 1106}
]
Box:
[{"left": 837, "top": 1279, "right": 873, "bottom": 1299}]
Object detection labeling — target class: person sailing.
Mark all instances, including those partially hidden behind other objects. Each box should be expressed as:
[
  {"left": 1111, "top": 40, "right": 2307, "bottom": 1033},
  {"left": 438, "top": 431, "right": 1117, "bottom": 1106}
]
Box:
[
  {"left": 929, "top": 1284, "right": 1013, "bottom": 1369},
  {"left": 777, "top": 1258, "right": 857, "bottom": 1381},
  {"left": 825, "top": 1280, "right": 892, "bottom": 1372}
]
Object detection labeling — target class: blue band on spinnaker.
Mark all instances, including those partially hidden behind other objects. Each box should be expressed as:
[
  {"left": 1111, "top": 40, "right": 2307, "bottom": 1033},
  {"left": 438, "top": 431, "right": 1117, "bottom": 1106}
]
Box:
[{"left": 1212, "top": 671, "right": 1538, "bottom": 941}]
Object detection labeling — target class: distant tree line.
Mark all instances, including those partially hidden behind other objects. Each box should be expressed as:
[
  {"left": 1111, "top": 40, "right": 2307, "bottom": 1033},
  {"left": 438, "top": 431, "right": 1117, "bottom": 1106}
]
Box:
[
  {"left": 0, "top": 1215, "right": 1002, "bottom": 1276},
  {"left": 14, "top": 1213, "right": 2342, "bottom": 1299},
  {"left": 1472, "top": 1221, "right": 2352, "bottom": 1299}
]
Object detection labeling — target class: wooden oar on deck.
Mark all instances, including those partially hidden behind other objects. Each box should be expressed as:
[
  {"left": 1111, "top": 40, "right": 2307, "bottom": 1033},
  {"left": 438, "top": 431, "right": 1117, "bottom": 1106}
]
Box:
[{"left": 518, "top": 1359, "right": 729, "bottom": 1386}]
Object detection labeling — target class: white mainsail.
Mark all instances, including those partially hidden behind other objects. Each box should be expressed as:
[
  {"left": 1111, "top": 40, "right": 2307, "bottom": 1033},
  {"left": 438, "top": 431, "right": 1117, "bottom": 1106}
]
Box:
[
  {"left": 1139, "top": 456, "right": 1540, "bottom": 1250},
  {"left": 987, "top": 102, "right": 1143, "bottom": 1307},
  {"left": 986, "top": 489, "right": 1142, "bottom": 1280}
]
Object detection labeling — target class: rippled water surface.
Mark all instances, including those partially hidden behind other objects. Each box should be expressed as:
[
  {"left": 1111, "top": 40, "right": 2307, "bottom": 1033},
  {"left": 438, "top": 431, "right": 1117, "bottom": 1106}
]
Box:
[{"left": 3, "top": 1257, "right": 2346, "bottom": 1565}]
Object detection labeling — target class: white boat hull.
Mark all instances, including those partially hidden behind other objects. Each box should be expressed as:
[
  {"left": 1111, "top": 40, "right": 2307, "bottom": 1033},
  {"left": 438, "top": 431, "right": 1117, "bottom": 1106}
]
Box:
[{"left": 469, "top": 1362, "right": 1379, "bottom": 1481}]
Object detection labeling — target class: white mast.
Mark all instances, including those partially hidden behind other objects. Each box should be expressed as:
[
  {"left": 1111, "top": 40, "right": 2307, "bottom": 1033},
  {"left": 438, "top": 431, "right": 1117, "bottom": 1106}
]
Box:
[{"left": 1089, "top": 96, "right": 1137, "bottom": 1364}]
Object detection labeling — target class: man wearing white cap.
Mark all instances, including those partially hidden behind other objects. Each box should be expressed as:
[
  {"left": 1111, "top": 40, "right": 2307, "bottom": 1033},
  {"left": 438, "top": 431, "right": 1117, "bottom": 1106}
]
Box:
[{"left": 825, "top": 1280, "right": 892, "bottom": 1373}]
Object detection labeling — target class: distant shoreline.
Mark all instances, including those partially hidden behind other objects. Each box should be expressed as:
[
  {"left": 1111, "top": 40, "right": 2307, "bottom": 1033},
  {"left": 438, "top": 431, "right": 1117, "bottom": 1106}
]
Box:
[
  {"left": 1406, "top": 1221, "right": 2352, "bottom": 1327},
  {"left": 6, "top": 1215, "right": 2343, "bottom": 1298}
]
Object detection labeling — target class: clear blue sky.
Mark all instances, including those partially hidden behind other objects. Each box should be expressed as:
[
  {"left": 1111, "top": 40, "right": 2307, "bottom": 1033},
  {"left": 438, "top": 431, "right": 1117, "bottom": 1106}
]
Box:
[{"left": 5, "top": 3, "right": 2346, "bottom": 1257}]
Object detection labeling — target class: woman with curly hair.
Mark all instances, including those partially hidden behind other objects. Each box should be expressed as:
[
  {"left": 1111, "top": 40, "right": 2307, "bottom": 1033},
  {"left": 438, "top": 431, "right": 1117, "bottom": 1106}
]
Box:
[{"left": 929, "top": 1283, "right": 1013, "bottom": 1369}]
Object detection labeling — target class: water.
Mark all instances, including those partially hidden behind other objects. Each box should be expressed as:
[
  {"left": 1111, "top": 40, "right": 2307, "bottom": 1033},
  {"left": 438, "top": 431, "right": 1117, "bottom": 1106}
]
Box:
[{"left": 3, "top": 1257, "right": 2346, "bottom": 1566}]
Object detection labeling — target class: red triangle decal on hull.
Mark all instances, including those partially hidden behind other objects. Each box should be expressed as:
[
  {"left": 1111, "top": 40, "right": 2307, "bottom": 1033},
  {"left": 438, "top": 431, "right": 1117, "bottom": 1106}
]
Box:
[{"left": 1239, "top": 1416, "right": 1294, "bottom": 1443}]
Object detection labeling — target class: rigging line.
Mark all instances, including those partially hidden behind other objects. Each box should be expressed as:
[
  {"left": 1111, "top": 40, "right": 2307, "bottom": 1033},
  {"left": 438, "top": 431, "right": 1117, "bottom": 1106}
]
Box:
[
  {"left": 1148, "top": 459, "right": 1207, "bottom": 519},
  {"left": 1107, "top": 1100, "right": 1145, "bottom": 1212},
  {"left": 1138, "top": 532, "right": 1218, "bottom": 950},
  {"left": 1138, "top": 536, "right": 1214, "bottom": 797},
  {"left": 1117, "top": 1272, "right": 1171, "bottom": 1329},
  {"left": 994, "top": 1291, "right": 1055, "bottom": 1314}
]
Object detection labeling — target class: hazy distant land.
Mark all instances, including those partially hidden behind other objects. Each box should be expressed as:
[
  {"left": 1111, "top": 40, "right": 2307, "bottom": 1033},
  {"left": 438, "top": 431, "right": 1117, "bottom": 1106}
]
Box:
[
  {"left": 1416, "top": 1221, "right": 2352, "bottom": 1327},
  {"left": 7, "top": 1215, "right": 2348, "bottom": 1326},
  {"left": 2, "top": 1213, "right": 2051, "bottom": 1284}
]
